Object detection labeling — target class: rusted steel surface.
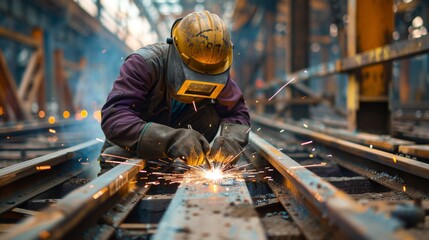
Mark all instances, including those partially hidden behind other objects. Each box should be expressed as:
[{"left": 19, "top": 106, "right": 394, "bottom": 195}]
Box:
[
  {"left": 399, "top": 145, "right": 429, "bottom": 159},
  {"left": 153, "top": 178, "right": 266, "bottom": 240},
  {"left": 0, "top": 27, "right": 40, "bottom": 48},
  {"left": 267, "top": 181, "right": 333, "bottom": 240},
  {"left": 249, "top": 132, "right": 411, "bottom": 239},
  {"left": 0, "top": 140, "right": 102, "bottom": 214},
  {"left": 3, "top": 159, "right": 144, "bottom": 240},
  {"left": 315, "top": 127, "right": 414, "bottom": 152},
  {"left": 0, "top": 140, "right": 101, "bottom": 186},
  {"left": 252, "top": 114, "right": 429, "bottom": 180},
  {"left": 261, "top": 36, "right": 429, "bottom": 90},
  {"left": 0, "top": 50, "right": 28, "bottom": 121},
  {"left": 0, "top": 119, "right": 84, "bottom": 136}
]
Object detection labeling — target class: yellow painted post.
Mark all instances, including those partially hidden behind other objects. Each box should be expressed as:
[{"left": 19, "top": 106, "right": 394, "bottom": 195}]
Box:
[{"left": 347, "top": 0, "right": 393, "bottom": 133}]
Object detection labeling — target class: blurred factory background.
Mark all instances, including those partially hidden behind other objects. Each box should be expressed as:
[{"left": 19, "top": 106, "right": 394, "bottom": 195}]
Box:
[{"left": 1, "top": 0, "right": 428, "bottom": 141}]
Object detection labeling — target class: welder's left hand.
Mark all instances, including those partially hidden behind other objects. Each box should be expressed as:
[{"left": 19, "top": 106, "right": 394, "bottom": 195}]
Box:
[{"left": 208, "top": 123, "right": 250, "bottom": 165}]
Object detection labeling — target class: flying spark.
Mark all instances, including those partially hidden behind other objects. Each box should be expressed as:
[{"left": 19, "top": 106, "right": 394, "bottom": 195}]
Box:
[
  {"left": 301, "top": 140, "right": 313, "bottom": 146},
  {"left": 268, "top": 77, "right": 296, "bottom": 101},
  {"left": 192, "top": 101, "right": 198, "bottom": 112}
]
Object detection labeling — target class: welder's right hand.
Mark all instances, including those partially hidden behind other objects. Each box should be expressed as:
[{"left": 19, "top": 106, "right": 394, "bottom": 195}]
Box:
[{"left": 137, "top": 122, "right": 210, "bottom": 166}]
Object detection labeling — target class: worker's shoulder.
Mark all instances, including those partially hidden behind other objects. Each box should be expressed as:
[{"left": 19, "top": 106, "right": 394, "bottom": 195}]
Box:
[{"left": 130, "top": 43, "right": 168, "bottom": 61}]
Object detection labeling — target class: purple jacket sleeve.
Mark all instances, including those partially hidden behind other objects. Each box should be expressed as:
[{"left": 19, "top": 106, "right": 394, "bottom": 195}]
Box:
[
  {"left": 101, "top": 54, "right": 153, "bottom": 149},
  {"left": 215, "top": 77, "right": 250, "bottom": 126}
]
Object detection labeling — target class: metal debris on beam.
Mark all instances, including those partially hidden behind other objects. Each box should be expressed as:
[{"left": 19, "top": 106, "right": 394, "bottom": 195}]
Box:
[
  {"left": 153, "top": 177, "right": 266, "bottom": 240},
  {"left": 249, "top": 132, "right": 411, "bottom": 239}
]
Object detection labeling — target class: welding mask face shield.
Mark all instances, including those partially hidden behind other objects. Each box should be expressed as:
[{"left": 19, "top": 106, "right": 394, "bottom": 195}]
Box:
[
  {"left": 166, "top": 45, "right": 229, "bottom": 104},
  {"left": 165, "top": 11, "right": 233, "bottom": 104}
]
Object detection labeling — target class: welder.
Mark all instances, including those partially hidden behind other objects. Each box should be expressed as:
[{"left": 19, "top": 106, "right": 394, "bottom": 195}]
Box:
[{"left": 100, "top": 11, "right": 250, "bottom": 170}]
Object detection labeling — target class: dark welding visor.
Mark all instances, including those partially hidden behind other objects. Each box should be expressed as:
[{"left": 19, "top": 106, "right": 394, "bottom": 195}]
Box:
[
  {"left": 167, "top": 44, "right": 228, "bottom": 100},
  {"left": 176, "top": 61, "right": 227, "bottom": 99}
]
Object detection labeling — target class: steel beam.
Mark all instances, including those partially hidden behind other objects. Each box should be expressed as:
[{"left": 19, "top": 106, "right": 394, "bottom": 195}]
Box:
[
  {"left": 262, "top": 33, "right": 429, "bottom": 88},
  {"left": 251, "top": 114, "right": 429, "bottom": 181},
  {"left": 0, "top": 119, "right": 84, "bottom": 137},
  {"left": 153, "top": 178, "right": 266, "bottom": 240},
  {"left": 0, "top": 50, "right": 28, "bottom": 121},
  {"left": 0, "top": 139, "right": 100, "bottom": 187},
  {"left": 0, "top": 140, "right": 102, "bottom": 214},
  {"left": 0, "top": 26, "right": 39, "bottom": 48},
  {"left": 3, "top": 159, "right": 144, "bottom": 239},
  {"left": 249, "top": 131, "right": 411, "bottom": 239}
]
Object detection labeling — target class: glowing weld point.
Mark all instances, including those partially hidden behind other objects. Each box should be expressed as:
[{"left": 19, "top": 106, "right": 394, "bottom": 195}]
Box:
[
  {"left": 48, "top": 129, "right": 56, "bottom": 133},
  {"left": 393, "top": 156, "right": 397, "bottom": 163},
  {"left": 370, "top": 145, "right": 373, "bottom": 149},
  {"left": 204, "top": 169, "right": 224, "bottom": 181},
  {"left": 279, "top": 129, "right": 284, "bottom": 133},
  {"left": 192, "top": 101, "right": 198, "bottom": 112},
  {"left": 301, "top": 140, "right": 313, "bottom": 146},
  {"left": 303, "top": 123, "right": 308, "bottom": 128},
  {"left": 403, "top": 185, "right": 407, "bottom": 192}
]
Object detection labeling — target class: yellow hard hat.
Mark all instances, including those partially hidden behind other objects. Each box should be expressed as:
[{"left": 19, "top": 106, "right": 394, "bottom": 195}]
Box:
[{"left": 171, "top": 11, "right": 233, "bottom": 75}]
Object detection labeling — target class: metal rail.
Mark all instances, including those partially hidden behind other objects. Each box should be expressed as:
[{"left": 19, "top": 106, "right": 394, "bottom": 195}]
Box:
[
  {"left": 262, "top": 35, "right": 429, "bottom": 90},
  {"left": 3, "top": 159, "right": 145, "bottom": 240},
  {"left": 249, "top": 132, "right": 411, "bottom": 239},
  {"left": 0, "top": 119, "right": 86, "bottom": 137},
  {"left": 251, "top": 114, "right": 429, "bottom": 180},
  {"left": 153, "top": 177, "right": 266, "bottom": 240},
  {"left": 0, "top": 139, "right": 102, "bottom": 214}
]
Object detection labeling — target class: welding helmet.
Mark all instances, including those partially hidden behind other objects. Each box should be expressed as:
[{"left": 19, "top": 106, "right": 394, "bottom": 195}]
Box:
[{"left": 166, "top": 11, "right": 233, "bottom": 103}]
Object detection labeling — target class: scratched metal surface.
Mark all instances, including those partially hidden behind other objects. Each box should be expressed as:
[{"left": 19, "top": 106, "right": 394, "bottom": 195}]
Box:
[{"left": 153, "top": 178, "right": 267, "bottom": 240}]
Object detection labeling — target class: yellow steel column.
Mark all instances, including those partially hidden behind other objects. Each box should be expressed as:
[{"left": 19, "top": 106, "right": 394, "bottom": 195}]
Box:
[{"left": 347, "top": 0, "right": 394, "bottom": 133}]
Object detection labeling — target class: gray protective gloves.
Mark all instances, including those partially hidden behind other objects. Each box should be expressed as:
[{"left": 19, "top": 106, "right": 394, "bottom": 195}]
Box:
[
  {"left": 137, "top": 122, "right": 249, "bottom": 166},
  {"left": 208, "top": 123, "right": 250, "bottom": 165},
  {"left": 137, "top": 122, "right": 210, "bottom": 166}
]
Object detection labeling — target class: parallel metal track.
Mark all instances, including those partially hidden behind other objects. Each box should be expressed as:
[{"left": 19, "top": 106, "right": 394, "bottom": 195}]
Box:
[
  {"left": 250, "top": 132, "right": 410, "bottom": 239},
  {"left": 3, "top": 159, "right": 145, "bottom": 239},
  {"left": 1, "top": 121, "right": 428, "bottom": 239},
  {"left": 0, "top": 139, "right": 102, "bottom": 214},
  {"left": 251, "top": 114, "right": 429, "bottom": 181}
]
